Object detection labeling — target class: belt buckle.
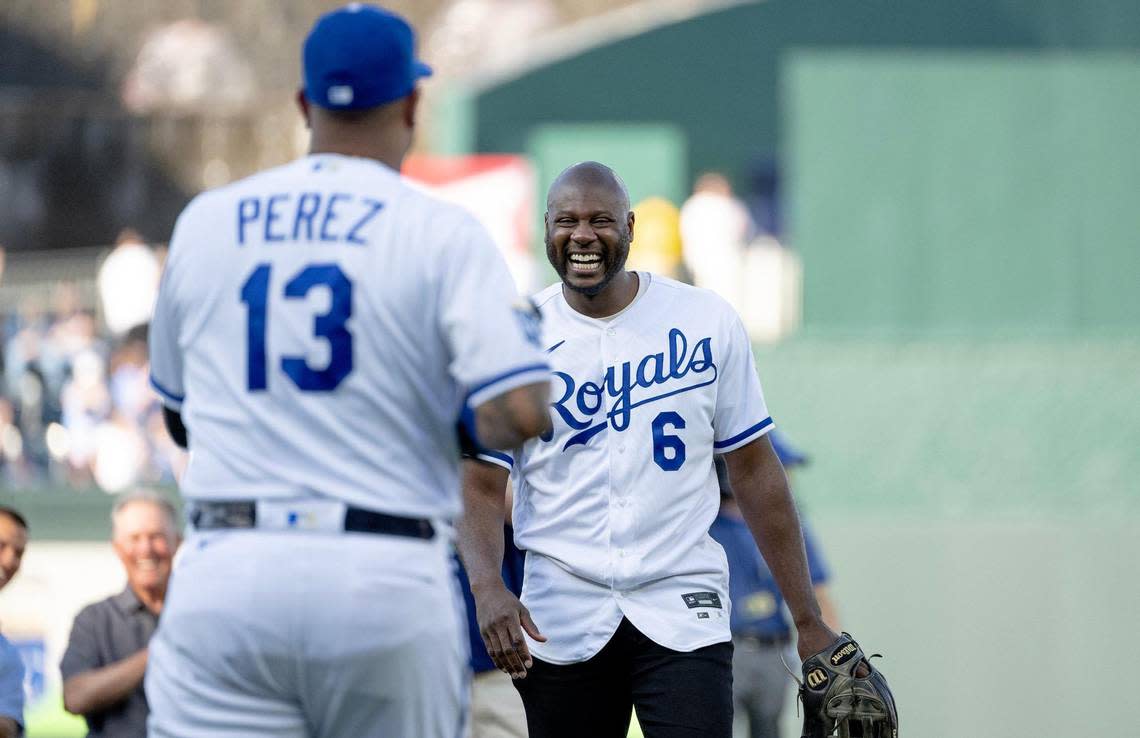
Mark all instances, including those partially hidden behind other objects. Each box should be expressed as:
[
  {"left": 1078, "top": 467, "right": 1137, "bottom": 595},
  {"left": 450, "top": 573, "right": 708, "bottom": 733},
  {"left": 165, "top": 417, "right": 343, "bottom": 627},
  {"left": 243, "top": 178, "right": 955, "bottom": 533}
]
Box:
[{"left": 191, "top": 501, "right": 255, "bottom": 529}]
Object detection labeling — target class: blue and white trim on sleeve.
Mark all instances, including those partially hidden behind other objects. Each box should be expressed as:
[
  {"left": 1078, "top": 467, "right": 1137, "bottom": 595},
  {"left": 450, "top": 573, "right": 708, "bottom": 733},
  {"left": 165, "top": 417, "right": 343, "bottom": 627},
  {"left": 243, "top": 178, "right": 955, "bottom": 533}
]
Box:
[
  {"left": 713, "top": 417, "right": 774, "bottom": 454},
  {"left": 149, "top": 375, "right": 185, "bottom": 411},
  {"left": 474, "top": 450, "right": 514, "bottom": 470},
  {"left": 465, "top": 362, "right": 550, "bottom": 410}
]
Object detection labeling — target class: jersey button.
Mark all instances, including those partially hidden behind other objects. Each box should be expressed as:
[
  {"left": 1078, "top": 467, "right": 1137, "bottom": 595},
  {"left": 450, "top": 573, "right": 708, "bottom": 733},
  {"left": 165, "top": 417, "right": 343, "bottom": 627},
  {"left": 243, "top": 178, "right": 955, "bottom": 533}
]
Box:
[
  {"left": 606, "top": 328, "right": 616, "bottom": 336},
  {"left": 618, "top": 445, "right": 626, "bottom": 453}
]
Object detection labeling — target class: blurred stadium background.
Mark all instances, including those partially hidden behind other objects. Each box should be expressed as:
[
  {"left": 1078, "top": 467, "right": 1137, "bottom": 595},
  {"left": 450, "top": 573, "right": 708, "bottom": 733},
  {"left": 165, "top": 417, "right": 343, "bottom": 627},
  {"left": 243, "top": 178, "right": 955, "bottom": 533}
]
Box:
[{"left": 1, "top": 0, "right": 1138, "bottom": 736}]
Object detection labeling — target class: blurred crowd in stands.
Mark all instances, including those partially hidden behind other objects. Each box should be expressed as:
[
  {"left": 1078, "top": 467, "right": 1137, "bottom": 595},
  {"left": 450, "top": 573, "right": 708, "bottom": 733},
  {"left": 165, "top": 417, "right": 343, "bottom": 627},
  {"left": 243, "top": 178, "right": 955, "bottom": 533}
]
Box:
[{"left": 0, "top": 231, "right": 185, "bottom": 493}]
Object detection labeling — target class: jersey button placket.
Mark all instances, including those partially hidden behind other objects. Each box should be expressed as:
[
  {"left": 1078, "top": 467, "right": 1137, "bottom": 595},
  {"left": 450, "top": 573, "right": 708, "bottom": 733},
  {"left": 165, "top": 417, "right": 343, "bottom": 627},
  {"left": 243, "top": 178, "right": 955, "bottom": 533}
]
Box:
[{"left": 602, "top": 325, "right": 630, "bottom": 593}]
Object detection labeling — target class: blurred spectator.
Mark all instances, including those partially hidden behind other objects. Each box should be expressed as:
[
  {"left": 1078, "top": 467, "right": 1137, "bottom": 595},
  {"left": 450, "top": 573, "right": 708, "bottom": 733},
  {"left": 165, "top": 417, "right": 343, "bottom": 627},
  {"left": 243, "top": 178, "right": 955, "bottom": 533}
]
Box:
[
  {"left": 425, "top": 0, "right": 560, "bottom": 78},
  {"left": 709, "top": 434, "right": 838, "bottom": 738},
  {"left": 680, "top": 172, "right": 753, "bottom": 311},
  {"left": 61, "top": 492, "right": 180, "bottom": 738},
  {"left": 92, "top": 327, "right": 154, "bottom": 491},
  {"left": 628, "top": 196, "right": 686, "bottom": 281},
  {"left": 121, "top": 20, "right": 255, "bottom": 114},
  {"left": 0, "top": 399, "right": 25, "bottom": 485},
  {"left": 1, "top": 249, "right": 184, "bottom": 490},
  {"left": 61, "top": 349, "right": 112, "bottom": 487},
  {"left": 91, "top": 417, "right": 150, "bottom": 494},
  {"left": 108, "top": 327, "right": 151, "bottom": 426},
  {"left": 745, "top": 159, "right": 784, "bottom": 241},
  {"left": 0, "top": 507, "right": 28, "bottom": 738},
  {"left": 97, "top": 229, "right": 159, "bottom": 338}
]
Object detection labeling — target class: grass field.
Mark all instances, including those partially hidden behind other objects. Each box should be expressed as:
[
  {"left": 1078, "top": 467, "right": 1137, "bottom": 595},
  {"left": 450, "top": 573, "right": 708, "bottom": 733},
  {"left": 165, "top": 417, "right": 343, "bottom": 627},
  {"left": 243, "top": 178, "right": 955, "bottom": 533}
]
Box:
[{"left": 25, "top": 694, "right": 652, "bottom": 738}]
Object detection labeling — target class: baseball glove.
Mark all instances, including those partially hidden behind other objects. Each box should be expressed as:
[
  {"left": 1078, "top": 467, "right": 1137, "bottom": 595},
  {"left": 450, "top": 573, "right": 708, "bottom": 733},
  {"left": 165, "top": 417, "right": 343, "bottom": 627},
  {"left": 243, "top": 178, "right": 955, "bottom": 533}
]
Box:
[{"left": 798, "top": 633, "right": 898, "bottom": 738}]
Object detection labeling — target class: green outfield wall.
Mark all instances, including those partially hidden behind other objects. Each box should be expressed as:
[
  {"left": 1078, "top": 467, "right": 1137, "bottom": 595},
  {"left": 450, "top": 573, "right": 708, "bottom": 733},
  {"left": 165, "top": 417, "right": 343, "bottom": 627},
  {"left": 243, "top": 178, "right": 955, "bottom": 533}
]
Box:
[
  {"left": 756, "top": 340, "right": 1140, "bottom": 516},
  {"left": 466, "top": 0, "right": 1140, "bottom": 190},
  {"left": 787, "top": 53, "right": 1140, "bottom": 338},
  {"left": 762, "top": 338, "right": 1139, "bottom": 736}
]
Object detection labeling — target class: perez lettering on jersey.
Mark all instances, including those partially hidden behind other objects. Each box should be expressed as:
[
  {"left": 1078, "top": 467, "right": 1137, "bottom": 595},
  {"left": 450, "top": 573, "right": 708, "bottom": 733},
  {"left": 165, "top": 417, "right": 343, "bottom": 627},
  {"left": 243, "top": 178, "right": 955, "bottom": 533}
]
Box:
[
  {"left": 547, "top": 328, "right": 718, "bottom": 450},
  {"left": 237, "top": 193, "right": 384, "bottom": 246}
]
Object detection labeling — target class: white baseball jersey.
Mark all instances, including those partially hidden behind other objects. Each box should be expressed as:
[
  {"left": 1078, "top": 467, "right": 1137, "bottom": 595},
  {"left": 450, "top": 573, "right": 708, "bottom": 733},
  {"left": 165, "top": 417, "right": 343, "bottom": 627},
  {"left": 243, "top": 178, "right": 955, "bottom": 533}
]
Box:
[
  {"left": 483, "top": 273, "right": 773, "bottom": 664},
  {"left": 149, "top": 152, "right": 549, "bottom": 518}
]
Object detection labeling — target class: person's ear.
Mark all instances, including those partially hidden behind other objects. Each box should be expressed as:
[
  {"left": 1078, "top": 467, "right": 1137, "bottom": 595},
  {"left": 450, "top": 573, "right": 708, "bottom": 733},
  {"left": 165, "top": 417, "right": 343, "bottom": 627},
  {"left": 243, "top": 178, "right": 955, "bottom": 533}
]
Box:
[
  {"left": 296, "top": 89, "right": 312, "bottom": 129},
  {"left": 403, "top": 88, "right": 421, "bottom": 129}
]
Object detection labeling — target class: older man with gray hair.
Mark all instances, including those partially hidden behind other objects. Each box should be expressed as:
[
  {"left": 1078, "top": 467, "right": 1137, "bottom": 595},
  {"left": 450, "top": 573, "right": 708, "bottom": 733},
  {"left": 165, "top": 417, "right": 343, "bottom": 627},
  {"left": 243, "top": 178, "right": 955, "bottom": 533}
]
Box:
[{"left": 61, "top": 491, "right": 180, "bottom": 738}]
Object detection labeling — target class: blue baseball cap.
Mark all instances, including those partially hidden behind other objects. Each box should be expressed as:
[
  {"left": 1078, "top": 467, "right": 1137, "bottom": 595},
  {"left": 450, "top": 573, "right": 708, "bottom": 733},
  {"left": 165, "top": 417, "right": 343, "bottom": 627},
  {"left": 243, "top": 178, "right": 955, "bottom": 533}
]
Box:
[
  {"left": 770, "top": 431, "right": 809, "bottom": 467},
  {"left": 302, "top": 3, "right": 432, "bottom": 111}
]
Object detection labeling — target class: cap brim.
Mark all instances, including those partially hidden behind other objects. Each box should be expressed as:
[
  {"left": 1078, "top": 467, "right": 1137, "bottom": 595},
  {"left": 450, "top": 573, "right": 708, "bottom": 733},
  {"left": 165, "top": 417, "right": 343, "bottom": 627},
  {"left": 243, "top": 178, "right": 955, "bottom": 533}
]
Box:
[{"left": 414, "top": 60, "right": 433, "bottom": 79}]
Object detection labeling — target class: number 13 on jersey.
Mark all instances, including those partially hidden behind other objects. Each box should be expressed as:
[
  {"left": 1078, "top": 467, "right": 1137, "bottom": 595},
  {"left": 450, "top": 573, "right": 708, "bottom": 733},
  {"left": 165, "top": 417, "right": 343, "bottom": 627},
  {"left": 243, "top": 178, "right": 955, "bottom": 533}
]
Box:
[{"left": 240, "top": 262, "right": 354, "bottom": 392}]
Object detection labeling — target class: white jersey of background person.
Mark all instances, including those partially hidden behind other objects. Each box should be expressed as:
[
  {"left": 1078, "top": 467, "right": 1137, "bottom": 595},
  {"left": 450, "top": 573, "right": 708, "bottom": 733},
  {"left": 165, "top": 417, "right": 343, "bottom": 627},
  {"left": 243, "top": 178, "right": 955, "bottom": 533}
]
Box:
[
  {"left": 482, "top": 272, "right": 773, "bottom": 664},
  {"left": 148, "top": 154, "right": 548, "bottom": 519}
]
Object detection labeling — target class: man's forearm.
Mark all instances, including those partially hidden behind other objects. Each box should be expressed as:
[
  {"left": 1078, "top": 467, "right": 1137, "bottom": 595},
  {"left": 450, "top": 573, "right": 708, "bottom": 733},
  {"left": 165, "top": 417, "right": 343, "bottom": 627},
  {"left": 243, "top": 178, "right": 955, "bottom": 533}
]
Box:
[
  {"left": 0, "top": 716, "right": 19, "bottom": 738},
  {"left": 474, "top": 382, "right": 550, "bottom": 450},
  {"left": 727, "top": 442, "right": 823, "bottom": 628},
  {"left": 456, "top": 461, "right": 509, "bottom": 592},
  {"left": 63, "top": 648, "right": 148, "bottom": 716},
  {"left": 746, "top": 490, "right": 822, "bottom": 627}
]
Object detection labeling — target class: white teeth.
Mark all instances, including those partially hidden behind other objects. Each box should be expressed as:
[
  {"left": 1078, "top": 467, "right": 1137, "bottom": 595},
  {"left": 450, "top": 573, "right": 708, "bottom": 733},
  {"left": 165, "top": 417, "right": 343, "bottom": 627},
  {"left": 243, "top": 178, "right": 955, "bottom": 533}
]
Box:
[{"left": 569, "top": 254, "right": 601, "bottom": 263}]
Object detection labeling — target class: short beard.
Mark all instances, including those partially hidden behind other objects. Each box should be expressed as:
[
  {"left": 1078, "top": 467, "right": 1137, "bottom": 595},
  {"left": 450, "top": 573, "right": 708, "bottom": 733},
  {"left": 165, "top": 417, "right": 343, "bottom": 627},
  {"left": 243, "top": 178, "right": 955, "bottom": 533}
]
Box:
[{"left": 547, "top": 231, "right": 631, "bottom": 298}]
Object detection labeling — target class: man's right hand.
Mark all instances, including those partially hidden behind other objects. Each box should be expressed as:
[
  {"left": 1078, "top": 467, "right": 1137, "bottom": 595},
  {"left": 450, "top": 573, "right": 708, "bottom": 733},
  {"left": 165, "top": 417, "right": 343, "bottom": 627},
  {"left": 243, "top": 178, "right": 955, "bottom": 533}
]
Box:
[{"left": 474, "top": 584, "right": 546, "bottom": 679}]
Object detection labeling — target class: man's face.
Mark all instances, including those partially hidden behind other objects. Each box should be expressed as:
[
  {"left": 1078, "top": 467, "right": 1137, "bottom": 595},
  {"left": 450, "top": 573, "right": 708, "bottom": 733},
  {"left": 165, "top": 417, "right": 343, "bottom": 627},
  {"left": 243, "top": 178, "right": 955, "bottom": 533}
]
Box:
[
  {"left": 0, "top": 516, "right": 27, "bottom": 591},
  {"left": 545, "top": 185, "right": 633, "bottom": 297},
  {"left": 112, "top": 502, "right": 178, "bottom": 594}
]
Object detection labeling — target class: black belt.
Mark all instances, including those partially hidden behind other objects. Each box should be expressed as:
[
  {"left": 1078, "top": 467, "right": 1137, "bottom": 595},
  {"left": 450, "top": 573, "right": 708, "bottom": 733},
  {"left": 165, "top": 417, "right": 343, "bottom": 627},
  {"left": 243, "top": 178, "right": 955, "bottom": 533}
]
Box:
[
  {"left": 189, "top": 500, "right": 435, "bottom": 540},
  {"left": 736, "top": 633, "right": 792, "bottom": 647}
]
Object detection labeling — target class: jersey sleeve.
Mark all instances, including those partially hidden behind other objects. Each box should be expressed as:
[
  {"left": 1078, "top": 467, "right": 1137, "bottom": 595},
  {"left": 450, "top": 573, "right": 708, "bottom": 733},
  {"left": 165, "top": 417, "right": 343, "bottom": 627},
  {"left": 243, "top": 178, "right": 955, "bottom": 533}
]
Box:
[
  {"left": 148, "top": 212, "right": 191, "bottom": 411},
  {"left": 438, "top": 217, "right": 549, "bottom": 410},
  {"left": 712, "top": 307, "right": 773, "bottom": 453},
  {"left": 474, "top": 449, "right": 514, "bottom": 470}
]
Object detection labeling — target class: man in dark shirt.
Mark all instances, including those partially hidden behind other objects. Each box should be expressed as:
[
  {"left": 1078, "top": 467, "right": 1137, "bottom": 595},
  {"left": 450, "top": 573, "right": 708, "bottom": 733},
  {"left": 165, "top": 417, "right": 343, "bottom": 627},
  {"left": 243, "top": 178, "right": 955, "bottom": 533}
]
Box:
[
  {"left": 709, "top": 433, "right": 839, "bottom": 738},
  {"left": 60, "top": 491, "right": 180, "bottom": 738},
  {"left": 457, "top": 522, "right": 528, "bottom": 738}
]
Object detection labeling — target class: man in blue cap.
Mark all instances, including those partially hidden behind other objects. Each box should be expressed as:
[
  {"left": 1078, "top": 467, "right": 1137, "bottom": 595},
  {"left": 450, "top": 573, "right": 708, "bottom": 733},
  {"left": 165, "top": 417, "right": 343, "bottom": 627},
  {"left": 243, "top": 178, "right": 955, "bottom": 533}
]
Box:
[
  {"left": 144, "top": 3, "right": 552, "bottom": 737},
  {"left": 709, "top": 432, "right": 839, "bottom": 738}
]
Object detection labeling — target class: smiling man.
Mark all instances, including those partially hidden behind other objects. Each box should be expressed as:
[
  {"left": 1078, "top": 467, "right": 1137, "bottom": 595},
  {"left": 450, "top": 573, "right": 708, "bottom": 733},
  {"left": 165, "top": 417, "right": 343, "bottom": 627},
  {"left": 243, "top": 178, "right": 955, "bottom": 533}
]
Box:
[
  {"left": 61, "top": 491, "right": 180, "bottom": 738},
  {"left": 458, "top": 161, "right": 844, "bottom": 738}
]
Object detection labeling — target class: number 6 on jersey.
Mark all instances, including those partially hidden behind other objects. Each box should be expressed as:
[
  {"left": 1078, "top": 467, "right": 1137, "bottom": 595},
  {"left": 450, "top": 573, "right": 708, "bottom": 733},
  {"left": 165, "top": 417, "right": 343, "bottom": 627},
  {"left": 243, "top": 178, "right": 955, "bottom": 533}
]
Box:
[{"left": 240, "top": 262, "right": 354, "bottom": 392}]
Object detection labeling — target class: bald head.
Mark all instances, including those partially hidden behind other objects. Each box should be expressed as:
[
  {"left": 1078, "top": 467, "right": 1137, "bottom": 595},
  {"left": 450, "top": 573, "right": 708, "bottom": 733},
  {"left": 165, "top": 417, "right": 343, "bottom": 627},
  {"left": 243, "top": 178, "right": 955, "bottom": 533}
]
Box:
[{"left": 547, "top": 161, "right": 630, "bottom": 213}]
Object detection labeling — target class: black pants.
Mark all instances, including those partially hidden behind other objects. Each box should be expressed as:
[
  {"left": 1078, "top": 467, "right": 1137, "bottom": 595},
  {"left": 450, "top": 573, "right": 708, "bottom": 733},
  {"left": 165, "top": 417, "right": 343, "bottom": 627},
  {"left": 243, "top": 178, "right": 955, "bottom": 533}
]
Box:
[{"left": 514, "top": 617, "right": 734, "bottom": 738}]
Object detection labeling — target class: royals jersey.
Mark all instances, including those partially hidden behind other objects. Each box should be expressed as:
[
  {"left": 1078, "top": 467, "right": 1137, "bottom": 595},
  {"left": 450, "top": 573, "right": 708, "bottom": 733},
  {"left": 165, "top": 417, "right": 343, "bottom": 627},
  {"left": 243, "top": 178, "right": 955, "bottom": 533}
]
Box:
[
  {"left": 149, "top": 153, "right": 549, "bottom": 519},
  {"left": 483, "top": 273, "right": 773, "bottom": 663}
]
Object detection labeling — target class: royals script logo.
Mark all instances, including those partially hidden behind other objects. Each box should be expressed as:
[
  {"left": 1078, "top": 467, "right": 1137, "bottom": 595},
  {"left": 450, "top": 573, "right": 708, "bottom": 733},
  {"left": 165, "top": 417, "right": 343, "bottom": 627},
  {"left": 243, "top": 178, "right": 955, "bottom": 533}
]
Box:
[{"left": 543, "top": 328, "right": 717, "bottom": 450}]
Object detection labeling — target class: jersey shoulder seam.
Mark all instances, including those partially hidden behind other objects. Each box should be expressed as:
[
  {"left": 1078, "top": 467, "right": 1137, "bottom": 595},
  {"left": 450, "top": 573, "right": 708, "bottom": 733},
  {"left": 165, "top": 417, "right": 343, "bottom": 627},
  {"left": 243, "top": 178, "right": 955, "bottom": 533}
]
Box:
[{"left": 530, "top": 283, "right": 563, "bottom": 310}]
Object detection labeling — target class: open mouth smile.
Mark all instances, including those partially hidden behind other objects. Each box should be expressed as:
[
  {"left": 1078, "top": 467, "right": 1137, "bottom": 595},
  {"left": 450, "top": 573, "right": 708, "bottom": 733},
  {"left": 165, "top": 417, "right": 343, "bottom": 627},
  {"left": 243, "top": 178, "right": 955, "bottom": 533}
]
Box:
[{"left": 568, "top": 253, "right": 603, "bottom": 275}]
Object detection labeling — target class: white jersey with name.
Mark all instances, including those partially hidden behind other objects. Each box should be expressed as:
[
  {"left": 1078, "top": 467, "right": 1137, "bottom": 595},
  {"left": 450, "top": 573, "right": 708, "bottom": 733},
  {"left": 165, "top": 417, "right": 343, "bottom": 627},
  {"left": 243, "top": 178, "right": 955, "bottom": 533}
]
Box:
[
  {"left": 149, "top": 153, "right": 548, "bottom": 519},
  {"left": 484, "top": 273, "right": 773, "bottom": 663}
]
